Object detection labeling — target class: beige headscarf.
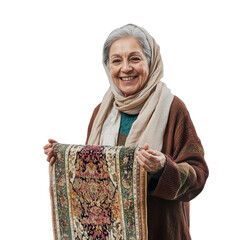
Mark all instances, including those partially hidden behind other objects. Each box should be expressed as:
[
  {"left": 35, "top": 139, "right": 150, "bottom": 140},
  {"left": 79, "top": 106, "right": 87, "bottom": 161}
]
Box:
[{"left": 87, "top": 24, "right": 174, "bottom": 151}]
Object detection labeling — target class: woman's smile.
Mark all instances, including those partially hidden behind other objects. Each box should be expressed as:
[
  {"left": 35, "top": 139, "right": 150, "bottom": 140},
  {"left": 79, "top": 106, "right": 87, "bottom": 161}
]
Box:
[{"left": 120, "top": 76, "right": 138, "bottom": 81}]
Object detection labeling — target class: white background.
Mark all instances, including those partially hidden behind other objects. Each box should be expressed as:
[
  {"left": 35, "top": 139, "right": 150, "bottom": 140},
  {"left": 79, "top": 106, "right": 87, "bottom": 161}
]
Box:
[{"left": 1, "top": 0, "right": 239, "bottom": 239}]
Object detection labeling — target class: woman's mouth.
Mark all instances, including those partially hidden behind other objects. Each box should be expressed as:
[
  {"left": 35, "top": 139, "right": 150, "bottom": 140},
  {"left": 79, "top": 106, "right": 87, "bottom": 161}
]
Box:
[{"left": 120, "top": 76, "right": 138, "bottom": 81}]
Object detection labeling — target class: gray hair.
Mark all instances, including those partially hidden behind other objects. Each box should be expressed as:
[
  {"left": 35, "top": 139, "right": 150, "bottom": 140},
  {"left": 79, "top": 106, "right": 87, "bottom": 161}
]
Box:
[{"left": 103, "top": 25, "right": 151, "bottom": 66}]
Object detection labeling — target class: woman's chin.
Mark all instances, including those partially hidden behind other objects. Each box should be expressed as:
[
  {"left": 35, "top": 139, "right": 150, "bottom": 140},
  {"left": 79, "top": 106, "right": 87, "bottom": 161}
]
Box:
[
  {"left": 121, "top": 87, "right": 138, "bottom": 97},
  {"left": 119, "top": 81, "right": 140, "bottom": 96}
]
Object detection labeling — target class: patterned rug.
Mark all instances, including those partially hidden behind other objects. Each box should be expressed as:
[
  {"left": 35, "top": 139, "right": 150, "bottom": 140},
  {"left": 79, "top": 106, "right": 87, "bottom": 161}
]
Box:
[{"left": 49, "top": 144, "right": 148, "bottom": 240}]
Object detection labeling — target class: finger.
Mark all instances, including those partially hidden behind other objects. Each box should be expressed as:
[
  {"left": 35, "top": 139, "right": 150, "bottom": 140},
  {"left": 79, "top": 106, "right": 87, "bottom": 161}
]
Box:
[
  {"left": 137, "top": 157, "right": 151, "bottom": 172},
  {"left": 47, "top": 149, "right": 54, "bottom": 161},
  {"left": 44, "top": 148, "right": 54, "bottom": 155},
  {"left": 139, "top": 150, "right": 152, "bottom": 160},
  {"left": 147, "top": 151, "right": 166, "bottom": 163},
  {"left": 43, "top": 143, "right": 52, "bottom": 150},
  {"left": 137, "top": 152, "right": 153, "bottom": 167},
  {"left": 138, "top": 151, "right": 164, "bottom": 171},
  {"left": 48, "top": 139, "right": 57, "bottom": 144},
  {"left": 147, "top": 149, "right": 161, "bottom": 156},
  {"left": 50, "top": 157, "right": 56, "bottom": 166},
  {"left": 141, "top": 150, "right": 163, "bottom": 163},
  {"left": 44, "top": 149, "right": 50, "bottom": 155},
  {"left": 143, "top": 143, "right": 149, "bottom": 151}
]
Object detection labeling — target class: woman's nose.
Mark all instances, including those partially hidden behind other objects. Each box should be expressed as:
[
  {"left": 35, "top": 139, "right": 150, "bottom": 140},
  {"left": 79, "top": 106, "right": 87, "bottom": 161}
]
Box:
[{"left": 121, "top": 61, "right": 132, "bottom": 73}]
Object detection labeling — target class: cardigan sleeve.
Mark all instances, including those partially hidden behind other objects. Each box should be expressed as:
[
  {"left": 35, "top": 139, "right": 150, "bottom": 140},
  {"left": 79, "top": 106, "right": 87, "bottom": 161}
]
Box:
[{"left": 150, "top": 97, "right": 209, "bottom": 202}]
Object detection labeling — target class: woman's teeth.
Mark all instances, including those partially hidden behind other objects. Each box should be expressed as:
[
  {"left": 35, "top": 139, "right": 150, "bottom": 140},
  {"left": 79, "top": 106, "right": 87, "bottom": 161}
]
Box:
[{"left": 120, "top": 76, "right": 137, "bottom": 81}]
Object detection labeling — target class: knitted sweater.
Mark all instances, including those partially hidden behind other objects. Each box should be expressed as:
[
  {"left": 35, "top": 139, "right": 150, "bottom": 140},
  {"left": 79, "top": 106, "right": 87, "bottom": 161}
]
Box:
[{"left": 86, "top": 96, "right": 209, "bottom": 240}]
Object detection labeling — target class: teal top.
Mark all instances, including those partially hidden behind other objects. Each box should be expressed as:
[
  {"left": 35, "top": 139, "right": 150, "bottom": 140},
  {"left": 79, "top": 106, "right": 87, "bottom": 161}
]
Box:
[{"left": 119, "top": 112, "right": 138, "bottom": 136}]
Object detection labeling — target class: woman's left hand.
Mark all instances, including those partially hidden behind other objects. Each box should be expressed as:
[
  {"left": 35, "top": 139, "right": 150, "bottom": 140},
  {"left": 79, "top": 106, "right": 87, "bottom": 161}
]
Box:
[{"left": 136, "top": 143, "right": 166, "bottom": 173}]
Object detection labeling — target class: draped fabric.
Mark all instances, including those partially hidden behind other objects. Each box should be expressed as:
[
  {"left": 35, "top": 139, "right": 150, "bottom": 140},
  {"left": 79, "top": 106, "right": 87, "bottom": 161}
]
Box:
[{"left": 50, "top": 143, "right": 147, "bottom": 240}]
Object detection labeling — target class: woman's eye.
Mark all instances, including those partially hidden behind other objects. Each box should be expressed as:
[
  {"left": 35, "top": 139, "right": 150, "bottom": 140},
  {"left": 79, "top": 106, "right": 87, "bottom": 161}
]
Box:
[
  {"left": 130, "top": 57, "right": 140, "bottom": 62},
  {"left": 112, "top": 59, "right": 121, "bottom": 63}
]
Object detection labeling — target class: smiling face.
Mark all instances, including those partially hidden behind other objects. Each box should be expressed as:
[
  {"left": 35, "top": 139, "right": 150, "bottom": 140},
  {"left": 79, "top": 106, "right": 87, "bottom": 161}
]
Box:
[{"left": 109, "top": 36, "right": 149, "bottom": 97}]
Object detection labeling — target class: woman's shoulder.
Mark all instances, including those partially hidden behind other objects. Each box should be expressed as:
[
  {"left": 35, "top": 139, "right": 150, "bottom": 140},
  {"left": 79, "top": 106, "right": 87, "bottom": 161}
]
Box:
[
  {"left": 170, "top": 96, "right": 190, "bottom": 117},
  {"left": 167, "top": 96, "right": 194, "bottom": 128},
  {"left": 171, "top": 96, "right": 188, "bottom": 110}
]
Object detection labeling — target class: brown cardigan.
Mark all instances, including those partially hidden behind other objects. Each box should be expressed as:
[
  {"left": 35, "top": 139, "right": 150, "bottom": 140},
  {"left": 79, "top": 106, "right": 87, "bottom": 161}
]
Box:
[{"left": 86, "top": 96, "right": 209, "bottom": 240}]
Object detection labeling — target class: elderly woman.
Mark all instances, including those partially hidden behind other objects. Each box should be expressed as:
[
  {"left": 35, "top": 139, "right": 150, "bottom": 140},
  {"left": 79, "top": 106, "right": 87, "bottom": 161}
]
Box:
[{"left": 44, "top": 24, "right": 208, "bottom": 239}]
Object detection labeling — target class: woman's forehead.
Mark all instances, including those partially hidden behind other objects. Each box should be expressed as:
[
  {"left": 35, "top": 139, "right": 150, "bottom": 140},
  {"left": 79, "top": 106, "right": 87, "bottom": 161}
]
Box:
[{"left": 109, "top": 37, "right": 144, "bottom": 56}]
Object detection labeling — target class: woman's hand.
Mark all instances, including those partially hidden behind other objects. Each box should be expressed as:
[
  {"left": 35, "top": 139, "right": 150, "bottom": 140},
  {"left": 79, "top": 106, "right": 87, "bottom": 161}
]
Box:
[
  {"left": 43, "top": 139, "right": 58, "bottom": 166},
  {"left": 136, "top": 143, "right": 166, "bottom": 173}
]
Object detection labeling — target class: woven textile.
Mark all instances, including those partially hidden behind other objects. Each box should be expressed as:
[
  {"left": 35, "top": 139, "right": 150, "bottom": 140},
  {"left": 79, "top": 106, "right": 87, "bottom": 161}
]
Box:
[{"left": 49, "top": 144, "right": 147, "bottom": 240}]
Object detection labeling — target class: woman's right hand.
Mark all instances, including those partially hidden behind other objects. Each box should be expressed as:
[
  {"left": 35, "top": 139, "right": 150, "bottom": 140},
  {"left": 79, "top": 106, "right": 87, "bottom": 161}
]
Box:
[{"left": 43, "top": 139, "right": 58, "bottom": 166}]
